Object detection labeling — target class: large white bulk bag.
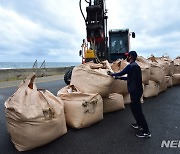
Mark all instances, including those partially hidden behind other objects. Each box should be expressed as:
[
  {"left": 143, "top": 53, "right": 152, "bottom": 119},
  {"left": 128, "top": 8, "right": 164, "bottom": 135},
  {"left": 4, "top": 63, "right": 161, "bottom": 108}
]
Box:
[
  {"left": 149, "top": 62, "right": 165, "bottom": 83},
  {"left": 57, "top": 85, "right": 103, "bottom": 129},
  {"left": 89, "top": 60, "right": 112, "bottom": 69},
  {"left": 70, "top": 63, "right": 114, "bottom": 98},
  {"left": 123, "top": 93, "right": 144, "bottom": 104},
  {"left": 142, "top": 67, "right": 150, "bottom": 85},
  {"left": 143, "top": 80, "right": 159, "bottom": 98},
  {"left": 110, "top": 79, "right": 128, "bottom": 94},
  {"left": 111, "top": 60, "right": 128, "bottom": 72},
  {"left": 110, "top": 57, "right": 150, "bottom": 93},
  {"left": 123, "top": 93, "right": 131, "bottom": 104},
  {"left": 173, "top": 57, "right": 180, "bottom": 74},
  {"left": 159, "top": 76, "right": 169, "bottom": 93},
  {"left": 137, "top": 56, "right": 152, "bottom": 85},
  {"left": 5, "top": 73, "right": 67, "bottom": 151},
  {"left": 137, "top": 60, "right": 150, "bottom": 85},
  {"left": 166, "top": 76, "right": 173, "bottom": 87},
  {"left": 156, "top": 57, "right": 174, "bottom": 76},
  {"left": 137, "top": 56, "right": 151, "bottom": 65},
  {"left": 174, "top": 64, "right": 180, "bottom": 74},
  {"left": 111, "top": 60, "right": 121, "bottom": 72},
  {"left": 103, "top": 93, "right": 125, "bottom": 113},
  {"left": 110, "top": 60, "right": 128, "bottom": 94},
  {"left": 172, "top": 74, "right": 180, "bottom": 85}
]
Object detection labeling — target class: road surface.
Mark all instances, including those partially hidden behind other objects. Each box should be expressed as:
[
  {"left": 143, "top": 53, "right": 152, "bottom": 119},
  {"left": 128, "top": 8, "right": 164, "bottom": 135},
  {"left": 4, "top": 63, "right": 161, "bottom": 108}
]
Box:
[{"left": 0, "top": 76, "right": 180, "bottom": 154}]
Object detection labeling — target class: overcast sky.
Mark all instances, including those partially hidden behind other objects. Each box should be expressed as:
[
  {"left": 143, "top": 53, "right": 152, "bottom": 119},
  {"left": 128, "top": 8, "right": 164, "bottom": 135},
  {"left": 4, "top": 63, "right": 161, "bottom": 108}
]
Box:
[{"left": 0, "top": 0, "right": 180, "bottom": 62}]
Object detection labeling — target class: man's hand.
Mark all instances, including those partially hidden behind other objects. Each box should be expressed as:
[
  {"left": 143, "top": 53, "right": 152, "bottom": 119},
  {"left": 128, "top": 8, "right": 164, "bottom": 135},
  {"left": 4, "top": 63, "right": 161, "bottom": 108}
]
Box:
[{"left": 107, "top": 71, "right": 113, "bottom": 76}]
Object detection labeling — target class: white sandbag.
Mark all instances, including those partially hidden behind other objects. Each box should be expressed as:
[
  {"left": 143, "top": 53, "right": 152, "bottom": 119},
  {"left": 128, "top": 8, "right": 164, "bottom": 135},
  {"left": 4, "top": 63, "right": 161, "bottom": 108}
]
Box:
[
  {"left": 103, "top": 93, "right": 125, "bottom": 113},
  {"left": 110, "top": 79, "right": 128, "bottom": 94},
  {"left": 89, "top": 60, "right": 112, "bottom": 69},
  {"left": 166, "top": 76, "right": 173, "bottom": 87},
  {"left": 111, "top": 59, "right": 128, "bottom": 73},
  {"left": 123, "top": 93, "right": 131, "bottom": 104},
  {"left": 149, "top": 62, "right": 165, "bottom": 83},
  {"left": 172, "top": 74, "right": 180, "bottom": 85},
  {"left": 70, "top": 63, "right": 114, "bottom": 98},
  {"left": 90, "top": 63, "right": 104, "bottom": 69},
  {"left": 159, "top": 76, "right": 169, "bottom": 93},
  {"left": 143, "top": 80, "right": 159, "bottom": 98},
  {"left": 156, "top": 57, "right": 174, "bottom": 76},
  {"left": 173, "top": 57, "right": 180, "bottom": 74},
  {"left": 111, "top": 60, "right": 121, "bottom": 72},
  {"left": 110, "top": 60, "right": 128, "bottom": 94},
  {"left": 137, "top": 60, "right": 150, "bottom": 85},
  {"left": 137, "top": 56, "right": 151, "bottom": 66},
  {"left": 123, "top": 93, "right": 144, "bottom": 104},
  {"left": 5, "top": 73, "right": 67, "bottom": 151},
  {"left": 102, "top": 60, "right": 113, "bottom": 70},
  {"left": 174, "top": 64, "right": 180, "bottom": 74},
  {"left": 141, "top": 67, "right": 150, "bottom": 85},
  {"left": 57, "top": 85, "right": 103, "bottom": 129},
  {"left": 110, "top": 57, "right": 150, "bottom": 92}
]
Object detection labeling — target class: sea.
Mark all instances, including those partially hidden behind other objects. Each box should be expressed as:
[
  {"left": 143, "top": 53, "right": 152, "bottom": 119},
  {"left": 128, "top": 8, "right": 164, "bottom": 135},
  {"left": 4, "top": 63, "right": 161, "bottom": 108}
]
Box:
[{"left": 0, "top": 62, "right": 81, "bottom": 69}]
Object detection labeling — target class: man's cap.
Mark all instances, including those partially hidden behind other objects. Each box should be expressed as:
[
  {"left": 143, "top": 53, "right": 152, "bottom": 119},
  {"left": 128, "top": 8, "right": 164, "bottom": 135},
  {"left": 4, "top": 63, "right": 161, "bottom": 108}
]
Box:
[{"left": 128, "top": 51, "right": 137, "bottom": 59}]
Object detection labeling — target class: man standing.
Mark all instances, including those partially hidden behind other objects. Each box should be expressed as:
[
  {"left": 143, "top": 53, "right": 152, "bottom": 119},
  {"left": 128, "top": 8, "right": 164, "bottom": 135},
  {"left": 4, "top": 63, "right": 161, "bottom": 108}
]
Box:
[{"left": 108, "top": 51, "right": 151, "bottom": 138}]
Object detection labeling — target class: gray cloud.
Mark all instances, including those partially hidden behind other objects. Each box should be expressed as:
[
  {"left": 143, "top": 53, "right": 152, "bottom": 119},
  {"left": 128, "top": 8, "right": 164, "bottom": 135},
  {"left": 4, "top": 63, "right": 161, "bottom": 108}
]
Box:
[
  {"left": 0, "top": 0, "right": 180, "bottom": 62},
  {"left": 106, "top": 0, "right": 180, "bottom": 59}
]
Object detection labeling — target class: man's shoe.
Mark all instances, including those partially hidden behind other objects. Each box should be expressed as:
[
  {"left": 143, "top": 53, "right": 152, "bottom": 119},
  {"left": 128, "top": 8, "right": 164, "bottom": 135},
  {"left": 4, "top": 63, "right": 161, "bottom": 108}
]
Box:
[
  {"left": 136, "top": 132, "right": 151, "bottom": 138},
  {"left": 131, "top": 123, "right": 143, "bottom": 131}
]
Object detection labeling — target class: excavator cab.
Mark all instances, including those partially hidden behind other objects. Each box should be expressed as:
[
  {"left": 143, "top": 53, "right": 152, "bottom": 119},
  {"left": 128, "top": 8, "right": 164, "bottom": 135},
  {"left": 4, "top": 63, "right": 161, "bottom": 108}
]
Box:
[
  {"left": 108, "top": 29, "right": 135, "bottom": 62},
  {"left": 79, "top": 29, "right": 135, "bottom": 63}
]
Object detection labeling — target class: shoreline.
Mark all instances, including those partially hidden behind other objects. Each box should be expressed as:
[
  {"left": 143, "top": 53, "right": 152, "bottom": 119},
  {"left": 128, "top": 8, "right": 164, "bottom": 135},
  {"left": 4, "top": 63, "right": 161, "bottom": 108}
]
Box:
[{"left": 0, "top": 67, "right": 73, "bottom": 83}]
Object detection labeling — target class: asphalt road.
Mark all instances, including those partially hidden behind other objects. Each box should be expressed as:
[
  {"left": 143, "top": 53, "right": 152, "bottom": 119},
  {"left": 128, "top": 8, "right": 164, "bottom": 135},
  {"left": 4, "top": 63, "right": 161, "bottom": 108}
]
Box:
[{"left": 0, "top": 78, "right": 180, "bottom": 154}]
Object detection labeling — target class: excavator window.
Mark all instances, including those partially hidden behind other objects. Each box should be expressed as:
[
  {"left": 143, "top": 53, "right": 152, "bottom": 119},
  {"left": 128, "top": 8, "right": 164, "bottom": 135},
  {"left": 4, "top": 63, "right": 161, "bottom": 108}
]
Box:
[{"left": 109, "top": 33, "right": 128, "bottom": 54}]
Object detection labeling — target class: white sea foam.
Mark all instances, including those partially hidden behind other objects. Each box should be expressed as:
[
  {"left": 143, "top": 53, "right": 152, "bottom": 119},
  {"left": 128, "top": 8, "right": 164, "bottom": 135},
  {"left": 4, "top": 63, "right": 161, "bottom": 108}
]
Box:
[{"left": 0, "top": 62, "right": 80, "bottom": 69}]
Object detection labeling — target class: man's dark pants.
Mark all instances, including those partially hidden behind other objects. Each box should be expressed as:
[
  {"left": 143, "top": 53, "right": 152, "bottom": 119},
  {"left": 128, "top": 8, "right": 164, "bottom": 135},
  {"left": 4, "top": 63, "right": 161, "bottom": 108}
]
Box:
[{"left": 130, "top": 90, "right": 150, "bottom": 133}]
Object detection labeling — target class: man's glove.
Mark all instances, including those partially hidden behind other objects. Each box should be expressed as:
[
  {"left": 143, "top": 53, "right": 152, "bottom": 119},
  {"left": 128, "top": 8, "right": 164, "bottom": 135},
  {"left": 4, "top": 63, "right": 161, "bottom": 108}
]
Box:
[
  {"left": 114, "top": 76, "right": 122, "bottom": 80},
  {"left": 107, "top": 71, "right": 113, "bottom": 76}
]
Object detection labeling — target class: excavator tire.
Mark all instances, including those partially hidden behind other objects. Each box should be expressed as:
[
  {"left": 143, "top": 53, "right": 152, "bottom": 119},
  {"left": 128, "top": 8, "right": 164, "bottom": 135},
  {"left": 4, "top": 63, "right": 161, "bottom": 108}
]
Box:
[{"left": 64, "top": 69, "right": 72, "bottom": 85}]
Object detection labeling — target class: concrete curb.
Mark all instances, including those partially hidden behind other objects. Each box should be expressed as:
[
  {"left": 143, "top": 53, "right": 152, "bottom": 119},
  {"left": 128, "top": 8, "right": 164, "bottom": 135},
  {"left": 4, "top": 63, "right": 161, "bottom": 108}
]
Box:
[{"left": 0, "top": 67, "right": 73, "bottom": 82}]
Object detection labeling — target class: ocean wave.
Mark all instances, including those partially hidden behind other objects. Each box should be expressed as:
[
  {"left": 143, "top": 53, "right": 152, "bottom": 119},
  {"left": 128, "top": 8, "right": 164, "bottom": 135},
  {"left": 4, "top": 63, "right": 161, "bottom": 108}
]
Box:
[
  {"left": 0, "top": 67, "right": 13, "bottom": 69},
  {"left": 0, "top": 62, "right": 80, "bottom": 69}
]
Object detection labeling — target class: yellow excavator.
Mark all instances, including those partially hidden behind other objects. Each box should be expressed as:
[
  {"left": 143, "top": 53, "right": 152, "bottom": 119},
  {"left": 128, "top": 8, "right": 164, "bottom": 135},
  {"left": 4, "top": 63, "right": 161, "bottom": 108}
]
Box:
[{"left": 64, "top": 0, "right": 135, "bottom": 84}]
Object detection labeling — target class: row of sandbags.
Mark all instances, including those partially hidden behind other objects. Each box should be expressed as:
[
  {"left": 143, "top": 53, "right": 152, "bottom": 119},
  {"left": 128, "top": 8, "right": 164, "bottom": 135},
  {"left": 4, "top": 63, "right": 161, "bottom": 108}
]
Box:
[
  {"left": 4, "top": 71, "right": 124, "bottom": 152},
  {"left": 59, "top": 56, "right": 180, "bottom": 132},
  {"left": 140, "top": 55, "right": 180, "bottom": 98},
  {"left": 66, "top": 56, "right": 180, "bottom": 110},
  {"left": 57, "top": 61, "right": 138, "bottom": 130},
  {"left": 143, "top": 74, "right": 180, "bottom": 98},
  {"left": 57, "top": 85, "right": 125, "bottom": 129},
  {"left": 57, "top": 61, "right": 125, "bottom": 130},
  {"left": 5, "top": 56, "right": 180, "bottom": 151},
  {"left": 110, "top": 55, "right": 180, "bottom": 98},
  {"left": 68, "top": 55, "right": 180, "bottom": 102}
]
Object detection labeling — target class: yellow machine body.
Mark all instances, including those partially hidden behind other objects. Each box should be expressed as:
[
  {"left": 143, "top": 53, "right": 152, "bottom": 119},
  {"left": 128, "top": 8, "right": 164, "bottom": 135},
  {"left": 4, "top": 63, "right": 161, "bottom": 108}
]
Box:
[{"left": 84, "top": 49, "right": 95, "bottom": 58}]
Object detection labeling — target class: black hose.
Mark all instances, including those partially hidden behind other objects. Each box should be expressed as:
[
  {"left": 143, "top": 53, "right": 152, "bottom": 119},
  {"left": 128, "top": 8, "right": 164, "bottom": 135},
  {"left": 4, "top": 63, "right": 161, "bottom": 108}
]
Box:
[
  {"left": 79, "top": 0, "right": 86, "bottom": 24},
  {"left": 85, "top": 0, "right": 90, "bottom": 3}
]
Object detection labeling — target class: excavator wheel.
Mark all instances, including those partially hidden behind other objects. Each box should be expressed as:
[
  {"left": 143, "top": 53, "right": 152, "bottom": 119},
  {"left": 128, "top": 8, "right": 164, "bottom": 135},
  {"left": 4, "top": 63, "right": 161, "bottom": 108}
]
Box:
[{"left": 64, "top": 69, "right": 72, "bottom": 85}]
